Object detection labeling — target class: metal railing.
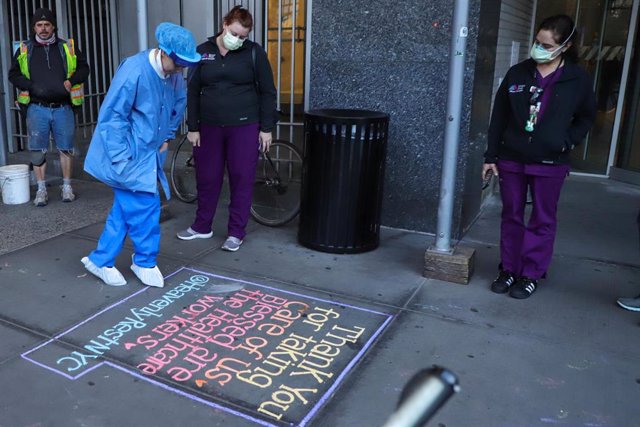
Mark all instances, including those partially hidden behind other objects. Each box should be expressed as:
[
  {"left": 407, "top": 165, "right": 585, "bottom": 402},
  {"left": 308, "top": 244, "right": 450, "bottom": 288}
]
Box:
[
  {"left": 215, "top": 0, "right": 307, "bottom": 145},
  {"left": 4, "top": 0, "right": 117, "bottom": 150}
]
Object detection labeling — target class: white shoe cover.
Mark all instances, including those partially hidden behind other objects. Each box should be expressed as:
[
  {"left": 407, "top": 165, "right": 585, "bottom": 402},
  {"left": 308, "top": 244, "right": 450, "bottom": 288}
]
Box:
[
  {"left": 130, "top": 258, "right": 164, "bottom": 288},
  {"left": 81, "top": 257, "right": 127, "bottom": 287}
]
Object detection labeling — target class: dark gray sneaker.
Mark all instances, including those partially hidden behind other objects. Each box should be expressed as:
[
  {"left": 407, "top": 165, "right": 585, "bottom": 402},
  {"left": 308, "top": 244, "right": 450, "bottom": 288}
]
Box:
[
  {"left": 490, "top": 270, "right": 515, "bottom": 294},
  {"left": 616, "top": 295, "right": 640, "bottom": 312}
]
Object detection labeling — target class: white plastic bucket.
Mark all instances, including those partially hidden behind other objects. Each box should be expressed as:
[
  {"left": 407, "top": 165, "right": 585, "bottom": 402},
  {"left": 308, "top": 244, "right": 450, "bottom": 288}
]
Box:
[{"left": 0, "top": 164, "right": 30, "bottom": 205}]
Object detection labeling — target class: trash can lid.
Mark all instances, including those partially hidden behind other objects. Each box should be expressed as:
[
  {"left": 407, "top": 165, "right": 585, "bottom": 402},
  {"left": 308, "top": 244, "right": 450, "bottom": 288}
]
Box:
[{"left": 306, "top": 109, "right": 389, "bottom": 121}]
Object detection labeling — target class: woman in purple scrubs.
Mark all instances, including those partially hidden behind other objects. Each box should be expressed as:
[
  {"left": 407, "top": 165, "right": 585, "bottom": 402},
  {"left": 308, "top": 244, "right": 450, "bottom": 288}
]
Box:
[{"left": 483, "top": 15, "right": 596, "bottom": 299}]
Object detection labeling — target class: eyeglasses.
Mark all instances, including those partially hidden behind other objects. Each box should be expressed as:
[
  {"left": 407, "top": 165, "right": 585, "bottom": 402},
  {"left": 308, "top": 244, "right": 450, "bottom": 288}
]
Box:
[{"left": 530, "top": 87, "right": 543, "bottom": 105}]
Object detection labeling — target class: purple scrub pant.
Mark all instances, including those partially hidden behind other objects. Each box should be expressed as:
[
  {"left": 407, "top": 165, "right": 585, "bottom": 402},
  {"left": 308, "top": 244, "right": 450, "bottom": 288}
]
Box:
[
  {"left": 191, "top": 122, "right": 260, "bottom": 240},
  {"left": 497, "top": 160, "right": 570, "bottom": 280}
]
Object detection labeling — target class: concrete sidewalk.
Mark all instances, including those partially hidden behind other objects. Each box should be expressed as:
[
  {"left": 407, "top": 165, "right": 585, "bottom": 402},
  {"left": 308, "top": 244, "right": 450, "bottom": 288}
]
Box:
[{"left": 0, "top": 174, "right": 639, "bottom": 427}]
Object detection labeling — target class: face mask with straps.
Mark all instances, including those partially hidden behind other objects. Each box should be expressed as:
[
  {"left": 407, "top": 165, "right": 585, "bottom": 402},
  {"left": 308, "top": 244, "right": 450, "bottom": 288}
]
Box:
[
  {"left": 529, "top": 25, "right": 576, "bottom": 64},
  {"left": 525, "top": 25, "right": 575, "bottom": 132}
]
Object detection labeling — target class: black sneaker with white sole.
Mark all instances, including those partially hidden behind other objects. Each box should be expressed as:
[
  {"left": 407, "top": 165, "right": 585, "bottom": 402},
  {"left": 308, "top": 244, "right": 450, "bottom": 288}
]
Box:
[
  {"left": 509, "top": 277, "right": 538, "bottom": 299},
  {"left": 490, "top": 270, "right": 516, "bottom": 294}
]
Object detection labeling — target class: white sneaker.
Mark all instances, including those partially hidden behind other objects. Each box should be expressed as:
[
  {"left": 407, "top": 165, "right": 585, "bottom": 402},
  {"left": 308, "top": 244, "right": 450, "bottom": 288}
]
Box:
[
  {"left": 221, "top": 236, "right": 243, "bottom": 252},
  {"left": 61, "top": 185, "right": 76, "bottom": 202},
  {"left": 81, "top": 257, "right": 127, "bottom": 286},
  {"left": 176, "top": 227, "right": 213, "bottom": 240},
  {"left": 34, "top": 189, "right": 48, "bottom": 207},
  {"left": 130, "top": 256, "right": 164, "bottom": 288}
]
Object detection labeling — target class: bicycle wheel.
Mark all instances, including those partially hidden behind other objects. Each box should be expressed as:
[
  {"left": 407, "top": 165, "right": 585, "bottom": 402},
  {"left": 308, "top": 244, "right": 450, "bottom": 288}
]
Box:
[
  {"left": 251, "top": 140, "right": 302, "bottom": 226},
  {"left": 170, "top": 135, "right": 197, "bottom": 203}
]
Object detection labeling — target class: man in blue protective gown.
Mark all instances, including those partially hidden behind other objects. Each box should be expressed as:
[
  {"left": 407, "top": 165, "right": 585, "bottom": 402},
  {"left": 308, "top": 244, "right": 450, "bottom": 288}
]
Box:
[{"left": 81, "top": 22, "right": 201, "bottom": 288}]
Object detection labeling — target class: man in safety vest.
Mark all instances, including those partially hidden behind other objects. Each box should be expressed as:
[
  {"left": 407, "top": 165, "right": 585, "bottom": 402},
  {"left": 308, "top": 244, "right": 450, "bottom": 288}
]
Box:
[{"left": 8, "top": 8, "right": 90, "bottom": 207}]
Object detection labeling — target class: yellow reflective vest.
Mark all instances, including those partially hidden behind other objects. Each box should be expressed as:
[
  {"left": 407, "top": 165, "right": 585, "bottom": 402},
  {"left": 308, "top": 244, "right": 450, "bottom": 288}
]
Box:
[{"left": 16, "top": 38, "right": 84, "bottom": 106}]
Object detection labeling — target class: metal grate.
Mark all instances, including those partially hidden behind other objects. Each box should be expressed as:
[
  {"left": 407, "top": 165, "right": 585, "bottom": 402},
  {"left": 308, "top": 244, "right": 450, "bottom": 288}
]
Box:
[
  {"left": 4, "top": 0, "right": 117, "bottom": 150},
  {"left": 213, "top": 0, "right": 307, "bottom": 145},
  {"left": 215, "top": 0, "right": 262, "bottom": 44},
  {"left": 266, "top": 0, "right": 306, "bottom": 143},
  {"left": 63, "top": 0, "right": 118, "bottom": 139}
]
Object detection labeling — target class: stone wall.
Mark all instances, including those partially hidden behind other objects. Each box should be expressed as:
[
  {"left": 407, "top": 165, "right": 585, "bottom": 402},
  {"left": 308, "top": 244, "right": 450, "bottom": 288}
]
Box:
[{"left": 308, "top": 0, "right": 484, "bottom": 236}]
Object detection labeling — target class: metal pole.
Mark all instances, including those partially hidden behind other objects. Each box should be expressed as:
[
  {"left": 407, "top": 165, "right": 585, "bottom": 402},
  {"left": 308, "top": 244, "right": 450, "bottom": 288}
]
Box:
[
  {"left": 54, "top": 0, "right": 68, "bottom": 38},
  {"left": 303, "top": 0, "right": 312, "bottom": 113},
  {"left": 607, "top": 0, "right": 639, "bottom": 172},
  {"left": 108, "top": 0, "right": 119, "bottom": 67},
  {"left": 276, "top": 0, "right": 282, "bottom": 140},
  {"left": 290, "top": 0, "right": 296, "bottom": 135},
  {"left": 433, "top": 0, "right": 470, "bottom": 253},
  {"left": 136, "top": 0, "right": 147, "bottom": 51},
  {"left": 0, "top": 0, "right": 12, "bottom": 165}
]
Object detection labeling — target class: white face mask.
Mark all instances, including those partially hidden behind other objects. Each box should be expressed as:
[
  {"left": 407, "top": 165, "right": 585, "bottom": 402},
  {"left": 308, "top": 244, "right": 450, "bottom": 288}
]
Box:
[
  {"left": 530, "top": 43, "right": 564, "bottom": 64},
  {"left": 530, "top": 25, "right": 576, "bottom": 64},
  {"left": 222, "top": 30, "right": 244, "bottom": 50}
]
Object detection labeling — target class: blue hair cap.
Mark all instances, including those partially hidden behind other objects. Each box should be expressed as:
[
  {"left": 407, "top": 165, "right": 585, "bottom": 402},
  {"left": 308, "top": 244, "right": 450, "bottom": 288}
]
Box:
[{"left": 155, "top": 22, "right": 201, "bottom": 66}]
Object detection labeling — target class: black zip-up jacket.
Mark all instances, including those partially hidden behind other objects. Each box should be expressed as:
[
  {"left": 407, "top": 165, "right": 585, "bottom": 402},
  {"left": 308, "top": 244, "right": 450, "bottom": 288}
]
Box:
[
  {"left": 485, "top": 58, "right": 596, "bottom": 165},
  {"left": 187, "top": 36, "right": 277, "bottom": 132},
  {"left": 8, "top": 34, "right": 90, "bottom": 105}
]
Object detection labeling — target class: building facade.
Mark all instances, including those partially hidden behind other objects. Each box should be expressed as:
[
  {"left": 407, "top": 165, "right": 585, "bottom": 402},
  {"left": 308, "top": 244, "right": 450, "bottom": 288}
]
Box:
[{"left": 1, "top": 0, "right": 638, "bottom": 236}]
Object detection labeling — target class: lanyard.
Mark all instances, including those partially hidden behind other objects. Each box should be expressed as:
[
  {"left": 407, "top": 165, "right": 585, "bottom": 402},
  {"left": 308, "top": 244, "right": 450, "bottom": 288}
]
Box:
[{"left": 525, "top": 59, "right": 563, "bottom": 133}]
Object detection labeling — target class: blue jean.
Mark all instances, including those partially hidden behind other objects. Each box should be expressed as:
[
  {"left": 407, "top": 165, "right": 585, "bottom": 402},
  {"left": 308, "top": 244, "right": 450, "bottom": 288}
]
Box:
[
  {"left": 89, "top": 188, "right": 161, "bottom": 268},
  {"left": 26, "top": 103, "right": 75, "bottom": 152}
]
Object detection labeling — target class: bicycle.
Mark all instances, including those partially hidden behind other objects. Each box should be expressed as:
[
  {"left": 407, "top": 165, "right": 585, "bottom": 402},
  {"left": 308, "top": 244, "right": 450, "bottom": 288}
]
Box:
[
  {"left": 169, "top": 134, "right": 197, "bottom": 203},
  {"left": 169, "top": 134, "right": 302, "bottom": 227}
]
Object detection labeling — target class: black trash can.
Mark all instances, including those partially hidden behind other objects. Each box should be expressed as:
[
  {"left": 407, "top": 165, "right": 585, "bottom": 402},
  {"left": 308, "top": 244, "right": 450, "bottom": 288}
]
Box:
[{"left": 298, "top": 109, "right": 389, "bottom": 254}]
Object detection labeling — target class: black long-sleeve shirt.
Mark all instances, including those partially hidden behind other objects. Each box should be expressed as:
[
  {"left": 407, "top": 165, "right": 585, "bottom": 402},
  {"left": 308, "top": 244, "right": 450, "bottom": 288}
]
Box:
[
  {"left": 8, "top": 34, "right": 90, "bottom": 105},
  {"left": 187, "top": 36, "right": 277, "bottom": 132}
]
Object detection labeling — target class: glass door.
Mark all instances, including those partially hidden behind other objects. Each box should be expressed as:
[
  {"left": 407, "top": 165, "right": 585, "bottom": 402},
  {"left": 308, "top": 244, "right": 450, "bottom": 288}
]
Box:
[
  {"left": 573, "top": 0, "right": 633, "bottom": 173},
  {"left": 535, "top": 0, "right": 634, "bottom": 174},
  {"left": 616, "top": 6, "right": 640, "bottom": 173}
]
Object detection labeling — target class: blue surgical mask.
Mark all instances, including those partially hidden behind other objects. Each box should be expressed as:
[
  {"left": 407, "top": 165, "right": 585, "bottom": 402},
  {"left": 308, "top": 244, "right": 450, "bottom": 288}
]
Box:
[{"left": 223, "top": 30, "right": 244, "bottom": 50}]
